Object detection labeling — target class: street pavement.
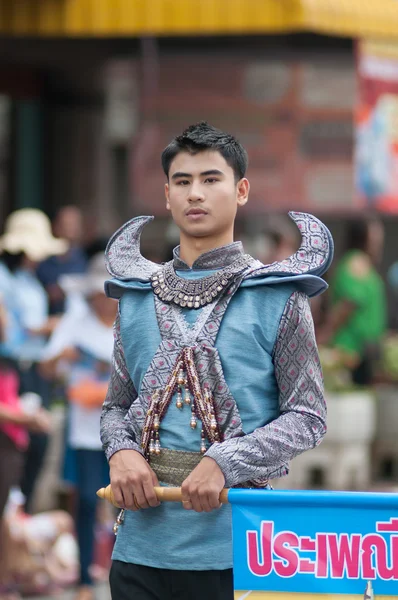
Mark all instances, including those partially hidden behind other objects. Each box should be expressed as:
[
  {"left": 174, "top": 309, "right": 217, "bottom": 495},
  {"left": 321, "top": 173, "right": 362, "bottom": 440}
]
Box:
[{"left": 27, "top": 583, "right": 111, "bottom": 600}]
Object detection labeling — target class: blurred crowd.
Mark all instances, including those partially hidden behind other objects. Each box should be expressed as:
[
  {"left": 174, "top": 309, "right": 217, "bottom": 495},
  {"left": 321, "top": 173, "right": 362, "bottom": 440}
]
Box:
[
  {"left": 0, "top": 206, "right": 116, "bottom": 600},
  {"left": 0, "top": 205, "right": 396, "bottom": 599}
]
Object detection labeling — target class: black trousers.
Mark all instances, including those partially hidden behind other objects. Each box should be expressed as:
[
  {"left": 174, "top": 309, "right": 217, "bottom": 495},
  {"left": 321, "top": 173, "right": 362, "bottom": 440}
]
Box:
[{"left": 110, "top": 560, "right": 234, "bottom": 600}]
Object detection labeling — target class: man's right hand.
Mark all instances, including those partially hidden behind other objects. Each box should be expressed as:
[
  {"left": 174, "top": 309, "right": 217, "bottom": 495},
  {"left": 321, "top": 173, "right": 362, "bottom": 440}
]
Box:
[{"left": 109, "top": 449, "right": 160, "bottom": 511}]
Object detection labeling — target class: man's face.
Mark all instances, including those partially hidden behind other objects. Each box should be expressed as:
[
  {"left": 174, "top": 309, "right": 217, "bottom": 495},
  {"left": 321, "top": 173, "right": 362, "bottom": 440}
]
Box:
[{"left": 165, "top": 150, "right": 249, "bottom": 240}]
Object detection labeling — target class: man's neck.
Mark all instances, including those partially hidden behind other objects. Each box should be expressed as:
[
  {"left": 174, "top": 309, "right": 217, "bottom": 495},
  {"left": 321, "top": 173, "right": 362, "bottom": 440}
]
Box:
[{"left": 178, "top": 232, "right": 234, "bottom": 268}]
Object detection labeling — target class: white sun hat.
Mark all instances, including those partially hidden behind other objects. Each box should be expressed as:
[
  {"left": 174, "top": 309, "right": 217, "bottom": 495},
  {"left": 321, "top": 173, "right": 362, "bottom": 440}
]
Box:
[{"left": 0, "top": 208, "right": 68, "bottom": 262}]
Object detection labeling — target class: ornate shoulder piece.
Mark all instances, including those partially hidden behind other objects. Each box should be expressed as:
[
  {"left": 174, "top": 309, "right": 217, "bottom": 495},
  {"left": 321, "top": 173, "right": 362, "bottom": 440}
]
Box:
[
  {"left": 245, "top": 212, "right": 334, "bottom": 280},
  {"left": 105, "top": 216, "right": 160, "bottom": 281}
]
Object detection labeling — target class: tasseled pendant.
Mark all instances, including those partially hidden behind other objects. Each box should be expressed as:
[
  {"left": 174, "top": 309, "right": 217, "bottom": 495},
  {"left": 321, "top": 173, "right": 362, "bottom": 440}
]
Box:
[
  {"left": 176, "top": 389, "right": 183, "bottom": 409},
  {"left": 153, "top": 413, "right": 160, "bottom": 430},
  {"left": 177, "top": 368, "right": 185, "bottom": 386},
  {"left": 190, "top": 411, "right": 197, "bottom": 429},
  {"left": 154, "top": 431, "right": 161, "bottom": 455},
  {"left": 113, "top": 509, "right": 125, "bottom": 535},
  {"left": 184, "top": 387, "right": 191, "bottom": 406},
  {"left": 210, "top": 413, "right": 217, "bottom": 431},
  {"left": 200, "top": 429, "right": 207, "bottom": 454},
  {"left": 149, "top": 433, "right": 155, "bottom": 455}
]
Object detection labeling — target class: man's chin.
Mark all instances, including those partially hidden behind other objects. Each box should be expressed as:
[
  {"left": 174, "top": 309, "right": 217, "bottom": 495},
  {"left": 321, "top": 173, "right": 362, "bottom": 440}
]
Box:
[
  {"left": 180, "top": 223, "right": 215, "bottom": 239},
  {"left": 183, "top": 228, "right": 215, "bottom": 239}
]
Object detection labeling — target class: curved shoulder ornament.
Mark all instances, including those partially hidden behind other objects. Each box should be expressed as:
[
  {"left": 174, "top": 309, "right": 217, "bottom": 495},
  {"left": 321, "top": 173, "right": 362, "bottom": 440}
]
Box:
[
  {"left": 245, "top": 212, "right": 334, "bottom": 280},
  {"left": 105, "top": 216, "right": 159, "bottom": 281}
]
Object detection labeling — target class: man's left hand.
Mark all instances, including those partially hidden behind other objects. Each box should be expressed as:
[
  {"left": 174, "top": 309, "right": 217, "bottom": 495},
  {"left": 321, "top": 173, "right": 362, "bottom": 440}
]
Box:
[{"left": 181, "top": 457, "right": 225, "bottom": 513}]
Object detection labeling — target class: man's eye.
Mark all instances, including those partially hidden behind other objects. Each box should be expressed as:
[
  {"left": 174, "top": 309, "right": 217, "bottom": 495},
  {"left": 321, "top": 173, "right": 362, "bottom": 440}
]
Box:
[
  {"left": 177, "top": 180, "right": 189, "bottom": 186},
  {"left": 205, "top": 178, "right": 218, "bottom": 184}
]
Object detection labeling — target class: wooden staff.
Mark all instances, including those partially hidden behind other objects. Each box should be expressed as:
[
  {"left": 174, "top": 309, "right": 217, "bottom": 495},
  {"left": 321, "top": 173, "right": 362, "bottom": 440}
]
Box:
[{"left": 97, "top": 484, "right": 229, "bottom": 507}]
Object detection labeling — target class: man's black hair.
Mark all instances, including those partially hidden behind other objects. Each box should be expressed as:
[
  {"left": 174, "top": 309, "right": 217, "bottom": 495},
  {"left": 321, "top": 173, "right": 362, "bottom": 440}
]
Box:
[{"left": 161, "top": 122, "right": 248, "bottom": 182}]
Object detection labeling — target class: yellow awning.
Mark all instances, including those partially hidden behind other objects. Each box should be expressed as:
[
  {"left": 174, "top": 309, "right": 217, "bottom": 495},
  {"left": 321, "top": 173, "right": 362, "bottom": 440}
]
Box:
[
  {"left": 0, "top": 0, "right": 398, "bottom": 38},
  {"left": 300, "top": 0, "right": 398, "bottom": 41}
]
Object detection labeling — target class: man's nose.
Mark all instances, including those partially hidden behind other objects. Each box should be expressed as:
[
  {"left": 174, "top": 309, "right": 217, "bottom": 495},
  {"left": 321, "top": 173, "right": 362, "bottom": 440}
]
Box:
[{"left": 188, "top": 182, "right": 205, "bottom": 202}]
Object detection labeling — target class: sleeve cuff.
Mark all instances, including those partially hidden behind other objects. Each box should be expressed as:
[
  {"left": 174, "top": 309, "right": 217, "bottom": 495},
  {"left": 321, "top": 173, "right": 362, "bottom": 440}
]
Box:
[
  {"left": 205, "top": 442, "right": 240, "bottom": 487},
  {"left": 104, "top": 436, "right": 145, "bottom": 462}
]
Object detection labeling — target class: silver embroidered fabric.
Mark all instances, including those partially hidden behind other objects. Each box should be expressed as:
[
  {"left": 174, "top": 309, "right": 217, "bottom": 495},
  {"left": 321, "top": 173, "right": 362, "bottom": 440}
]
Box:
[
  {"left": 118, "top": 278, "right": 246, "bottom": 455},
  {"left": 105, "top": 216, "right": 159, "bottom": 280},
  {"left": 245, "top": 211, "right": 333, "bottom": 279},
  {"left": 172, "top": 242, "right": 245, "bottom": 270},
  {"left": 105, "top": 212, "right": 333, "bottom": 284},
  {"left": 100, "top": 272, "right": 245, "bottom": 462},
  {"left": 205, "top": 290, "right": 326, "bottom": 486},
  {"left": 100, "top": 290, "right": 326, "bottom": 484},
  {"left": 170, "top": 302, "right": 217, "bottom": 346},
  {"left": 100, "top": 312, "right": 144, "bottom": 461}
]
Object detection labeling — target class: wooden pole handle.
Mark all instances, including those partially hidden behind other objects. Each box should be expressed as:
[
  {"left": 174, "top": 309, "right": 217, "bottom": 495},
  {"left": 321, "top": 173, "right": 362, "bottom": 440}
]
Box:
[{"left": 97, "top": 484, "right": 229, "bottom": 507}]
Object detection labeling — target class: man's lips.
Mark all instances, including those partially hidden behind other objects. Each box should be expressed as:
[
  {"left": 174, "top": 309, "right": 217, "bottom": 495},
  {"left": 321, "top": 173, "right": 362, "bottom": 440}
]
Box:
[{"left": 186, "top": 208, "right": 208, "bottom": 216}]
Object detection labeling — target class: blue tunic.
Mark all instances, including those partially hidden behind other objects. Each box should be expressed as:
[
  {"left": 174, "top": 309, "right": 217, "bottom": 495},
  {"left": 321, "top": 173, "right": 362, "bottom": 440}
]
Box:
[{"left": 112, "top": 269, "right": 294, "bottom": 570}]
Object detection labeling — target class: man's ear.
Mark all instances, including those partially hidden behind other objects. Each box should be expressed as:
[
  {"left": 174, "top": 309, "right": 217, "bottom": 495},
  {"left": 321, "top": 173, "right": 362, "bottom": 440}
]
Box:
[
  {"left": 237, "top": 178, "right": 249, "bottom": 207},
  {"left": 165, "top": 183, "right": 170, "bottom": 211}
]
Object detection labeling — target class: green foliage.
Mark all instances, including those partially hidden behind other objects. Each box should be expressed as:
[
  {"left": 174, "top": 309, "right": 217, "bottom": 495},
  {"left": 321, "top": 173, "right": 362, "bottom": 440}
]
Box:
[
  {"left": 318, "top": 346, "right": 358, "bottom": 392},
  {"left": 381, "top": 334, "right": 398, "bottom": 381}
]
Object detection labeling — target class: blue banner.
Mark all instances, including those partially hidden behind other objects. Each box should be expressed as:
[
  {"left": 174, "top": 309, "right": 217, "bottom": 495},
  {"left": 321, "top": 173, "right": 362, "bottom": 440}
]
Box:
[{"left": 230, "top": 489, "right": 398, "bottom": 597}]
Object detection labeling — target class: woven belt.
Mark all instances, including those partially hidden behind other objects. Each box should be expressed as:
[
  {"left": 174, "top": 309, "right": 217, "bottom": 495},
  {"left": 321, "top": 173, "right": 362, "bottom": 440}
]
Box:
[
  {"left": 149, "top": 449, "right": 202, "bottom": 486},
  {"left": 149, "top": 448, "right": 270, "bottom": 489}
]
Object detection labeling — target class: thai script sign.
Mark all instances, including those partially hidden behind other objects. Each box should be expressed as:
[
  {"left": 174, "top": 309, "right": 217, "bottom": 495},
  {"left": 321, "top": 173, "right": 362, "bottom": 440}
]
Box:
[{"left": 230, "top": 489, "right": 398, "bottom": 597}]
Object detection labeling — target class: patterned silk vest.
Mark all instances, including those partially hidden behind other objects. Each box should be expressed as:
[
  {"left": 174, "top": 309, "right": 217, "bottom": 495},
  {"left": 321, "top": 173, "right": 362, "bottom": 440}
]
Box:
[{"left": 118, "top": 269, "right": 275, "bottom": 485}]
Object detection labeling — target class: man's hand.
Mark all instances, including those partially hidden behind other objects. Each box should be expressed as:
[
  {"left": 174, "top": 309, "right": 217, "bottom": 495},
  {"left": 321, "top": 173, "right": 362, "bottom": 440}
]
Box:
[
  {"left": 181, "top": 456, "right": 225, "bottom": 513},
  {"left": 109, "top": 449, "right": 160, "bottom": 511}
]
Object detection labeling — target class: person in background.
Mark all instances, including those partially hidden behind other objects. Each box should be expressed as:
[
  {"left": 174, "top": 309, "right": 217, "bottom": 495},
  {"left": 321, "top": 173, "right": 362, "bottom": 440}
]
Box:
[
  {"left": 266, "top": 219, "right": 300, "bottom": 263},
  {"left": 41, "top": 253, "right": 117, "bottom": 600},
  {"left": 0, "top": 208, "right": 68, "bottom": 512},
  {"left": 37, "top": 205, "right": 88, "bottom": 316},
  {"left": 0, "top": 298, "right": 51, "bottom": 600},
  {"left": 318, "top": 215, "right": 386, "bottom": 385}
]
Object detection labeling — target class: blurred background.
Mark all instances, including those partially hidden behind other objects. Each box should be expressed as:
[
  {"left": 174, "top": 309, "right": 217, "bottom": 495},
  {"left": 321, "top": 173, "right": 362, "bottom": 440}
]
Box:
[{"left": 1, "top": 1, "right": 398, "bottom": 598}]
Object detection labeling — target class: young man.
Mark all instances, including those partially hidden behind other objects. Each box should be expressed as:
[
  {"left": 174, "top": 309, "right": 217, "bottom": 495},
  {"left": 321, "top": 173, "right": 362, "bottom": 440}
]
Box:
[{"left": 101, "top": 122, "right": 333, "bottom": 600}]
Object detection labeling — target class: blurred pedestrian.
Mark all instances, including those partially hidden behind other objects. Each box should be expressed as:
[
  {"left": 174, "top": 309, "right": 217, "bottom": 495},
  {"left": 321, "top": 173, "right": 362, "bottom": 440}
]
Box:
[
  {"left": 266, "top": 220, "right": 300, "bottom": 263},
  {"left": 318, "top": 215, "right": 386, "bottom": 385},
  {"left": 41, "top": 253, "right": 116, "bottom": 600},
  {"left": 0, "top": 297, "right": 51, "bottom": 599},
  {"left": 0, "top": 208, "right": 68, "bottom": 512},
  {"left": 37, "top": 205, "right": 88, "bottom": 316}
]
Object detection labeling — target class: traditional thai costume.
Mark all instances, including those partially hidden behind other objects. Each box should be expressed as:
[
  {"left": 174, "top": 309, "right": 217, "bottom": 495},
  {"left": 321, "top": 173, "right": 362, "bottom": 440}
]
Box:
[{"left": 100, "top": 212, "right": 333, "bottom": 571}]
